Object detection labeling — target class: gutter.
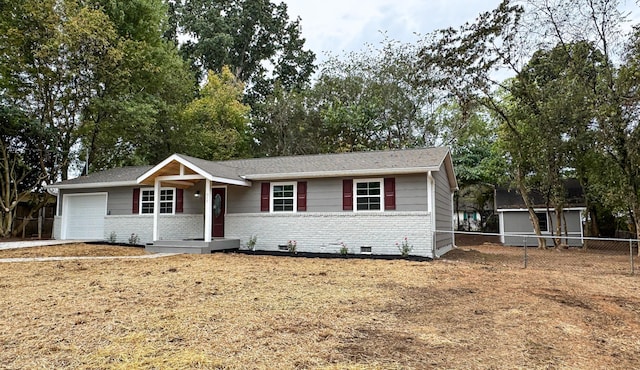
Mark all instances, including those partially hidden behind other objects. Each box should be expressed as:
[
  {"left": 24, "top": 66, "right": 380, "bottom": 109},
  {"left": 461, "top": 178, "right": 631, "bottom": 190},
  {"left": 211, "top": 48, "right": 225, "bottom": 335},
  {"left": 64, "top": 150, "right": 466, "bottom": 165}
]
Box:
[
  {"left": 44, "top": 181, "right": 139, "bottom": 190},
  {"left": 243, "top": 166, "right": 440, "bottom": 181}
]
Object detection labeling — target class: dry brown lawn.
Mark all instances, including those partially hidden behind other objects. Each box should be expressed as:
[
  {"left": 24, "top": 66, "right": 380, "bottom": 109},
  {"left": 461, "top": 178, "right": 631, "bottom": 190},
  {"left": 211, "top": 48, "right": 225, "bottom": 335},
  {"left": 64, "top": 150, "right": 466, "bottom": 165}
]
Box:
[
  {"left": 0, "top": 243, "right": 147, "bottom": 258},
  {"left": 1, "top": 243, "right": 639, "bottom": 369}
]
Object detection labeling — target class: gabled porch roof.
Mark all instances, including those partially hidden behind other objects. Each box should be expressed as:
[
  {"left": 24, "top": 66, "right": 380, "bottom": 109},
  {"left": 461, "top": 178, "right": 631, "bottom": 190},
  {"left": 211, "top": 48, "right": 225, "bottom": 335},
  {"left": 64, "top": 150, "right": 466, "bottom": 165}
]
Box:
[{"left": 136, "top": 153, "right": 251, "bottom": 187}]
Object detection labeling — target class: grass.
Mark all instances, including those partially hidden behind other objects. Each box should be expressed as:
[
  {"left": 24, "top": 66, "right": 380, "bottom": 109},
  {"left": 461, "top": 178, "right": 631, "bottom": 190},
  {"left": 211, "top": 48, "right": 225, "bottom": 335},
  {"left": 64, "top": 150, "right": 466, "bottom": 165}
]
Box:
[{"left": 0, "top": 243, "right": 639, "bottom": 368}]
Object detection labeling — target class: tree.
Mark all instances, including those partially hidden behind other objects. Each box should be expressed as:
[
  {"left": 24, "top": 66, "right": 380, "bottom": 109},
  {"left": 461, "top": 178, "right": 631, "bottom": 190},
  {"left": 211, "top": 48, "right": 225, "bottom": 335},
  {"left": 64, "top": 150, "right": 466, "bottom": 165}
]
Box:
[
  {"left": 250, "top": 84, "right": 324, "bottom": 156},
  {"left": 0, "top": 0, "right": 121, "bottom": 180},
  {"left": 312, "top": 39, "right": 447, "bottom": 152},
  {"left": 418, "top": 0, "right": 631, "bottom": 248},
  {"left": 80, "top": 0, "right": 196, "bottom": 171},
  {"left": 594, "top": 24, "right": 640, "bottom": 246},
  {"left": 0, "top": 105, "right": 52, "bottom": 237},
  {"left": 419, "top": 0, "right": 553, "bottom": 246},
  {"left": 509, "top": 41, "right": 608, "bottom": 246},
  {"left": 181, "top": 67, "right": 251, "bottom": 160},
  {"left": 176, "top": 0, "right": 316, "bottom": 103}
]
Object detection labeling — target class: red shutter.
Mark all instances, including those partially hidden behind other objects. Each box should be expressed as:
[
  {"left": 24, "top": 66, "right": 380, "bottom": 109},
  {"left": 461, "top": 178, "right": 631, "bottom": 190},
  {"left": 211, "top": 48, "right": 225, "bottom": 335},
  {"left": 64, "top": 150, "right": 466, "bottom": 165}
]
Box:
[
  {"left": 343, "top": 179, "right": 353, "bottom": 210},
  {"left": 297, "top": 181, "right": 307, "bottom": 211},
  {"left": 260, "top": 182, "right": 270, "bottom": 212},
  {"left": 384, "top": 178, "right": 396, "bottom": 210},
  {"left": 132, "top": 188, "right": 140, "bottom": 214},
  {"left": 176, "top": 188, "right": 184, "bottom": 213}
]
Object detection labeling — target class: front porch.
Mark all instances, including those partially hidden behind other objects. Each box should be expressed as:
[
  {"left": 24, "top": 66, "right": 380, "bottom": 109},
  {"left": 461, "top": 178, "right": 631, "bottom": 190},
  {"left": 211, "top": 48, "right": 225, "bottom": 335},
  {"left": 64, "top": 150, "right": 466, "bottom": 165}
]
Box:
[
  {"left": 136, "top": 154, "right": 251, "bottom": 250},
  {"left": 146, "top": 239, "right": 240, "bottom": 254}
]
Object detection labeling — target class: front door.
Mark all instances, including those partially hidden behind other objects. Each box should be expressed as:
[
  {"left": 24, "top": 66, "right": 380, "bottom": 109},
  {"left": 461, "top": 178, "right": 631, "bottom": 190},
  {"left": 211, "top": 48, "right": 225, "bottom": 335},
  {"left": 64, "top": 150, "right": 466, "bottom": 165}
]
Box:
[{"left": 212, "top": 188, "right": 225, "bottom": 238}]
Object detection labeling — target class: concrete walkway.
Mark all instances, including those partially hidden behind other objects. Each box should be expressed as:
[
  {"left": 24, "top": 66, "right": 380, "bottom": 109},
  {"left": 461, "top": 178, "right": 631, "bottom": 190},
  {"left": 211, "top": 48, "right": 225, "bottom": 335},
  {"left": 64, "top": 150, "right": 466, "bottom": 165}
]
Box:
[
  {"left": 0, "top": 253, "right": 178, "bottom": 263},
  {"left": 0, "top": 239, "right": 88, "bottom": 250},
  {"left": 0, "top": 239, "right": 178, "bottom": 263}
]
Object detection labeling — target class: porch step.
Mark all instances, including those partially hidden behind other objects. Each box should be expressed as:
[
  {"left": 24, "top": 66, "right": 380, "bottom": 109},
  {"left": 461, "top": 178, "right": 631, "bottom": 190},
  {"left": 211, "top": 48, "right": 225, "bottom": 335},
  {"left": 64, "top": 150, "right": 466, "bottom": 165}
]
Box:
[{"left": 146, "top": 239, "right": 240, "bottom": 254}]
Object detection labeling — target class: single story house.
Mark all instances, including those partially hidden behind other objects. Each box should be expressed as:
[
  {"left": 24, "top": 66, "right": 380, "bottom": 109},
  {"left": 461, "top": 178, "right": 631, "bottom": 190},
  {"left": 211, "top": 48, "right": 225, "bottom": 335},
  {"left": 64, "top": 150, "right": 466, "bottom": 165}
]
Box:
[
  {"left": 49, "top": 147, "right": 458, "bottom": 258},
  {"left": 496, "top": 179, "right": 586, "bottom": 246}
]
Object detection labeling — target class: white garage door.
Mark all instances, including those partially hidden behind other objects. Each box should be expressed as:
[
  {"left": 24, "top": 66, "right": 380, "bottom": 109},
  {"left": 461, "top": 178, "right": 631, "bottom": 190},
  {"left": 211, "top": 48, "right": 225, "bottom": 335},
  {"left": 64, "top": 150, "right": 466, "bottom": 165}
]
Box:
[{"left": 63, "top": 193, "right": 107, "bottom": 240}]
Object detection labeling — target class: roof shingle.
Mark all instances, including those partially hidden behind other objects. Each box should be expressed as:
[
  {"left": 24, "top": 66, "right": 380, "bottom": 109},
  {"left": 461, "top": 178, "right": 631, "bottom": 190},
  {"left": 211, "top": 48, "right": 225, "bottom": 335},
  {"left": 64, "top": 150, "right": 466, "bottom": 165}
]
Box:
[{"left": 53, "top": 147, "right": 452, "bottom": 187}]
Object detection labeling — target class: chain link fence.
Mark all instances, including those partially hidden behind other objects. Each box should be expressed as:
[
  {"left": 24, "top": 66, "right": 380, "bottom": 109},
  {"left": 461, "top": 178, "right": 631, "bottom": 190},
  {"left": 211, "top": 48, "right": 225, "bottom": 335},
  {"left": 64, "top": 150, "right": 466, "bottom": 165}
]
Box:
[{"left": 438, "top": 231, "right": 639, "bottom": 276}]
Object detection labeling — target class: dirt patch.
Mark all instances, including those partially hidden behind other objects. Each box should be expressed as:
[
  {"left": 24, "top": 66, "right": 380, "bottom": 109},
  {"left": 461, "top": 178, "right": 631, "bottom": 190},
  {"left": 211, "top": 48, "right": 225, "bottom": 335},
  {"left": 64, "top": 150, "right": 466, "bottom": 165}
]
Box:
[{"left": 0, "top": 244, "right": 639, "bottom": 369}]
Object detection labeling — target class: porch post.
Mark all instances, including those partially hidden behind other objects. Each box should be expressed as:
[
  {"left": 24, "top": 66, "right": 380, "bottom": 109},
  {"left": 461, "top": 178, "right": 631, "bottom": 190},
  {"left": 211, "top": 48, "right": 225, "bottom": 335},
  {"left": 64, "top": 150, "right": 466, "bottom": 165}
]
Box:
[
  {"left": 153, "top": 178, "right": 160, "bottom": 241},
  {"left": 204, "top": 179, "right": 212, "bottom": 242}
]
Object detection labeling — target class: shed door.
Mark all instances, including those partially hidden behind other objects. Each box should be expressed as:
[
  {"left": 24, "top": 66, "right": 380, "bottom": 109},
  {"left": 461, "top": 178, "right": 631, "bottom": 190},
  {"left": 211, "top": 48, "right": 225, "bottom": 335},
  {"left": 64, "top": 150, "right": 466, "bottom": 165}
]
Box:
[{"left": 63, "top": 194, "right": 107, "bottom": 240}]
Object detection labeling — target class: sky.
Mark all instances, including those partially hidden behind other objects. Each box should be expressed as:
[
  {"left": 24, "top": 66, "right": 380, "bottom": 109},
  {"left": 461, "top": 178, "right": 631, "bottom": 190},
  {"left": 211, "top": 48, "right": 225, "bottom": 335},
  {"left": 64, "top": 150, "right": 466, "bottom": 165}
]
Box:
[
  {"left": 282, "top": 0, "right": 639, "bottom": 66},
  {"left": 282, "top": 0, "right": 504, "bottom": 63}
]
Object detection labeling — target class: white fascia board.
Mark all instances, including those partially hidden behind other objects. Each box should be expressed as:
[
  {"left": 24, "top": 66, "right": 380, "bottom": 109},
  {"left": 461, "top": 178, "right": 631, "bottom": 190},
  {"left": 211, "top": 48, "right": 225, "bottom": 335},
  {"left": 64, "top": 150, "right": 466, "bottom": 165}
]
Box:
[
  {"left": 137, "top": 154, "right": 251, "bottom": 187},
  {"left": 497, "top": 207, "right": 587, "bottom": 212},
  {"left": 242, "top": 167, "right": 439, "bottom": 180},
  {"left": 45, "top": 181, "right": 138, "bottom": 190}
]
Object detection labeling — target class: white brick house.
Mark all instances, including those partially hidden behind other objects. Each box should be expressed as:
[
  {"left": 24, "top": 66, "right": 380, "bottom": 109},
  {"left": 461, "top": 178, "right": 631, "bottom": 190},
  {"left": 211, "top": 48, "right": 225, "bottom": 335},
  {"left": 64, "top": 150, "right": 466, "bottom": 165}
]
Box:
[{"left": 49, "top": 148, "right": 458, "bottom": 258}]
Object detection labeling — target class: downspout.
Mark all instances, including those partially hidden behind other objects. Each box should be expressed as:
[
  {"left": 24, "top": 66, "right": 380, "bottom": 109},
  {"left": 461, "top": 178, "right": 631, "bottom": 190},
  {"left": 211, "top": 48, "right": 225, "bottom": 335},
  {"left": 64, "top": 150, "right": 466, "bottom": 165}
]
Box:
[{"left": 428, "top": 171, "right": 436, "bottom": 258}]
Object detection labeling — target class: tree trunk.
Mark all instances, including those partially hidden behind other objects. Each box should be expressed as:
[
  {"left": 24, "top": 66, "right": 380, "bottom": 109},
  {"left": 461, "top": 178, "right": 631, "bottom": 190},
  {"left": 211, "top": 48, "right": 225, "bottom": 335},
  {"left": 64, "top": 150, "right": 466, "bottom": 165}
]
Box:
[
  {"left": 555, "top": 206, "right": 563, "bottom": 249},
  {"left": 634, "top": 205, "right": 640, "bottom": 257},
  {"left": 516, "top": 179, "right": 547, "bottom": 249},
  {"left": 562, "top": 210, "right": 569, "bottom": 246}
]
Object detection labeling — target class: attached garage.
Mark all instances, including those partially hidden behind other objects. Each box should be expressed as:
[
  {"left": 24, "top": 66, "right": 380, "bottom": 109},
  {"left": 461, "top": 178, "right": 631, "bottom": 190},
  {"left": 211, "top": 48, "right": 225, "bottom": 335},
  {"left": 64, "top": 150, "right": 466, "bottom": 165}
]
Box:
[{"left": 61, "top": 193, "right": 107, "bottom": 240}]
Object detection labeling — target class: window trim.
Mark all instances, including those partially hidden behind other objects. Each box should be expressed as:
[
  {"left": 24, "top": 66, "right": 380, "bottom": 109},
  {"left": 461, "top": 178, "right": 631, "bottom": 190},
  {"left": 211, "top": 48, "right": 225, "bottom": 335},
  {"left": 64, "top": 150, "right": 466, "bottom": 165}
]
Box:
[
  {"left": 534, "top": 212, "right": 548, "bottom": 232},
  {"left": 353, "top": 178, "right": 384, "bottom": 212},
  {"left": 140, "top": 187, "right": 176, "bottom": 215},
  {"left": 270, "top": 182, "right": 297, "bottom": 213}
]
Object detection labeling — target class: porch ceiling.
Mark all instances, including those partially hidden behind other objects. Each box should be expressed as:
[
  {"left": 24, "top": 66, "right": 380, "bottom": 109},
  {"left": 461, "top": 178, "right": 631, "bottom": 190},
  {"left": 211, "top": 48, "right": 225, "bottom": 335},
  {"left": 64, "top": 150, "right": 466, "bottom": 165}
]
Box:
[{"left": 138, "top": 160, "right": 201, "bottom": 187}]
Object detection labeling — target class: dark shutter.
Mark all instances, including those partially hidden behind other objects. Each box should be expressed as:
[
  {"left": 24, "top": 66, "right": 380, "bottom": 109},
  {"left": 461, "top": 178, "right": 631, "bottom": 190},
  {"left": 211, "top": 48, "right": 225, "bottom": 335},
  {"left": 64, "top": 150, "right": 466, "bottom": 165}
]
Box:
[
  {"left": 343, "top": 179, "right": 353, "bottom": 211},
  {"left": 297, "top": 181, "right": 307, "bottom": 211},
  {"left": 176, "top": 188, "right": 184, "bottom": 213},
  {"left": 260, "top": 182, "right": 270, "bottom": 212},
  {"left": 132, "top": 188, "right": 140, "bottom": 214},
  {"left": 384, "top": 178, "right": 396, "bottom": 210}
]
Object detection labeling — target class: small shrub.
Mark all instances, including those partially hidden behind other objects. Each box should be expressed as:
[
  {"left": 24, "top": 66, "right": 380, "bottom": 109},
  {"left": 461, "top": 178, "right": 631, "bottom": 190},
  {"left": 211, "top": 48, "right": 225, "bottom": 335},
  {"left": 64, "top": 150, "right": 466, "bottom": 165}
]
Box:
[
  {"left": 108, "top": 231, "right": 117, "bottom": 244},
  {"left": 287, "top": 240, "right": 297, "bottom": 253},
  {"left": 246, "top": 235, "right": 257, "bottom": 251},
  {"left": 128, "top": 233, "right": 140, "bottom": 245},
  {"left": 396, "top": 237, "right": 413, "bottom": 257},
  {"left": 339, "top": 242, "right": 349, "bottom": 255}
]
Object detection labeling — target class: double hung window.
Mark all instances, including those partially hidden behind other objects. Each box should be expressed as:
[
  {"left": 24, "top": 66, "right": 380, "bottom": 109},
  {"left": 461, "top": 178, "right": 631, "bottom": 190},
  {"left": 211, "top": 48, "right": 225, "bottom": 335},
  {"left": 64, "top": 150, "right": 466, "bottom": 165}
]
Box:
[
  {"left": 355, "top": 180, "right": 382, "bottom": 211},
  {"left": 272, "top": 183, "right": 296, "bottom": 212},
  {"left": 140, "top": 188, "right": 175, "bottom": 214}
]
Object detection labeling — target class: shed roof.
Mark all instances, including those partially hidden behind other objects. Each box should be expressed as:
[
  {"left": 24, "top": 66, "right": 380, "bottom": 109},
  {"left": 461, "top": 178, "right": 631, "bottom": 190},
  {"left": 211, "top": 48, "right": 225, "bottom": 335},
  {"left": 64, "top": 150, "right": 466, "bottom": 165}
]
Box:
[{"left": 495, "top": 179, "right": 585, "bottom": 210}]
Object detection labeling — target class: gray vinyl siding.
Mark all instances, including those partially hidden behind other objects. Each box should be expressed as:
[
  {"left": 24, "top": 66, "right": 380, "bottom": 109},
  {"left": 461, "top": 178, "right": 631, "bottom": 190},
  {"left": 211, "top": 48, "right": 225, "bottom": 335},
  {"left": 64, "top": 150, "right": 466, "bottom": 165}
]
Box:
[
  {"left": 396, "top": 174, "right": 428, "bottom": 211},
  {"left": 306, "top": 178, "right": 342, "bottom": 212},
  {"left": 502, "top": 210, "right": 582, "bottom": 233},
  {"left": 59, "top": 185, "right": 204, "bottom": 216},
  {"left": 501, "top": 209, "right": 583, "bottom": 246},
  {"left": 226, "top": 174, "right": 428, "bottom": 214},
  {"left": 227, "top": 184, "right": 261, "bottom": 214},
  {"left": 503, "top": 211, "right": 537, "bottom": 232},
  {"left": 434, "top": 164, "right": 454, "bottom": 249}
]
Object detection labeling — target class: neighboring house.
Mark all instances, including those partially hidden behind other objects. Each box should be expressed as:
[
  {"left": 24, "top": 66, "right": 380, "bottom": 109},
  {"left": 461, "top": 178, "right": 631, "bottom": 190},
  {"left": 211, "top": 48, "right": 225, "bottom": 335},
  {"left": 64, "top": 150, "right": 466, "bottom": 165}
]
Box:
[
  {"left": 496, "top": 179, "right": 586, "bottom": 246},
  {"left": 454, "top": 184, "right": 496, "bottom": 232},
  {"left": 48, "top": 148, "right": 458, "bottom": 258}
]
